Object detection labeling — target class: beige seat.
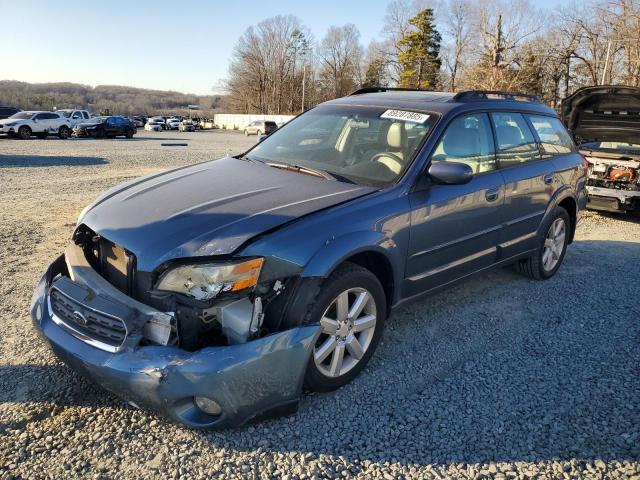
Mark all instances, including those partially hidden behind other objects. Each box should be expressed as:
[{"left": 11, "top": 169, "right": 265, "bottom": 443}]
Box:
[{"left": 376, "top": 123, "right": 407, "bottom": 174}]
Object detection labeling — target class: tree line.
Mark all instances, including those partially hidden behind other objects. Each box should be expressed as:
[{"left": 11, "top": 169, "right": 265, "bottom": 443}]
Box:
[
  {"left": 225, "top": 0, "right": 640, "bottom": 113},
  {"left": 0, "top": 81, "right": 226, "bottom": 116}
]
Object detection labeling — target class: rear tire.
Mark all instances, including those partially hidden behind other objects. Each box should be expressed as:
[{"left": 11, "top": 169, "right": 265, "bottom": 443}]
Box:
[
  {"left": 125, "top": 129, "right": 134, "bottom": 139},
  {"left": 58, "top": 126, "right": 71, "bottom": 139},
  {"left": 515, "top": 206, "right": 570, "bottom": 280},
  {"left": 18, "top": 126, "right": 31, "bottom": 140},
  {"left": 303, "top": 263, "right": 386, "bottom": 392}
]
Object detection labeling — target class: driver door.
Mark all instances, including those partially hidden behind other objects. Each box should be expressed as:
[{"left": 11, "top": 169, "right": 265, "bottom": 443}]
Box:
[{"left": 404, "top": 113, "right": 505, "bottom": 297}]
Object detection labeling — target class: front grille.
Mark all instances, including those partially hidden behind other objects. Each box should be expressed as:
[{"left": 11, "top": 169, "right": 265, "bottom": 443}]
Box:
[{"left": 50, "top": 288, "right": 127, "bottom": 349}]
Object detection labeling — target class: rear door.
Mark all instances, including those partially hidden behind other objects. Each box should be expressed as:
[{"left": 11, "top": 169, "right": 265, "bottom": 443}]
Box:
[
  {"left": 491, "top": 112, "right": 557, "bottom": 258},
  {"left": 405, "top": 112, "right": 505, "bottom": 297}
]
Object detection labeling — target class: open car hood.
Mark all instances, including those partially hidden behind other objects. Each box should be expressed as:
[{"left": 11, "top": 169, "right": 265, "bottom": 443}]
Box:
[
  {"left": 80, "top": 156, "right": 375, "bottom": 271},
  {"left": 561, "top": 85, "right": 640, "bottom": 144}
]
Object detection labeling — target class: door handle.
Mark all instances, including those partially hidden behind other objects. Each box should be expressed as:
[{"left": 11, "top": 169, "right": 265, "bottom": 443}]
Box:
[
  {"left": 543, "top": 173, "right": 554, "bottom": 184},
  {"left": 485, "top": 187, "right": 500, "bottom": 202}
]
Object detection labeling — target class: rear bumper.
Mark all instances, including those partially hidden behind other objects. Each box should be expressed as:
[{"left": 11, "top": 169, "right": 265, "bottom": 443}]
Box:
[
  {"left": 31, "top": 253, "right": 320, "bottom": 429},
  {"left": 586, "top": 185, "right": 640, "bottom": 211}
]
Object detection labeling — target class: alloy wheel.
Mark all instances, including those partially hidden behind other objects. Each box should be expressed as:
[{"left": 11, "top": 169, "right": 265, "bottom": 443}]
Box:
[
  {"left": 542, "top": 217, "right": 566, "bottom": 272},
  {"left": 313, "top": 287, "right": 377, "bottom": 378}
]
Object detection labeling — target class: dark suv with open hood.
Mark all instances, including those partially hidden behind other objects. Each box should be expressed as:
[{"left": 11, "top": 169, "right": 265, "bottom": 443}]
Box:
[
  {"left": 31, "top": 88, "right": 587, "bottom": 429},
  {"left": 562, "top": 85, "right": 640, "bottom": 213}
]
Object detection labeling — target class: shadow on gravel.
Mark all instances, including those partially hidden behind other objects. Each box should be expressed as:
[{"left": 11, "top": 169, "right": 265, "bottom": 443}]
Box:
[
  {"left": 4, "top": 240, "right": 639, "bottom": 469},
  {"left": 0, "top": 154, "right": 108, "bottom": 167},
  {"left": 589, "top": 210, "right": 640, "bottom": 224}
]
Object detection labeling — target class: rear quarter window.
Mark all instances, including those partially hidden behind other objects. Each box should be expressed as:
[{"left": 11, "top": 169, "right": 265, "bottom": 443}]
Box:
[{"left": 527, "top": 115, "right": 575, "bottom": 155}]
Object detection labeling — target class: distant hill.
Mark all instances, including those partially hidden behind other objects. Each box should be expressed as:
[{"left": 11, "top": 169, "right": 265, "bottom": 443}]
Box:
[{"left": 0, "top": 80, "right": 229, "bottom": 116}]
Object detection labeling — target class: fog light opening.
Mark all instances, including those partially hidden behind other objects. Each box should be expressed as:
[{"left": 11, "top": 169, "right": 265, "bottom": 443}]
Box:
[
  {"left": 35, "top": 302, "right": 43, "bottom": 321},
  {"left": 194, "top": 396, "right": 223, "bottom": 416}
]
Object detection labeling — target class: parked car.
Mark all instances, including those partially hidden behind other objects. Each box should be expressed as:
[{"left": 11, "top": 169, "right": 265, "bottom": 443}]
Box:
[
  {"left": 145, "top": 122, "right": 162, "bottom": 132},
  {"left": 0, "top": 111, "right": 71, "bottom": 139},
  {"left": 130, "top": 116, "right": 145, "bottom": 128},
  {"left": 179, "top": 120, "right": 196, "bottom": 132},
  {"left": 32, "top": 88, "right": 586, "bottom": 429},
  {"left": 165, "top": 117, "right": 180, "bottom": 130},
  {"left": 149, "top": 116, "right": 167, "bottom": 130},
  {"left": 244, "top": 120, "right": 277, "bottom": 136},
  {"left": 562, "top": 85, "right": 640, "bottom": 213},
  {"left": 0, "top": 106, "right": 21, "bottom": 120},
  {"left": 145, "top": 117, "right": 165, "bottom": 131},
  {"left": 73, "top": 116, "right": 136, "bottom": 138},
  {"left": 57, "top": 109, "right": 93, "bottom": 128}
]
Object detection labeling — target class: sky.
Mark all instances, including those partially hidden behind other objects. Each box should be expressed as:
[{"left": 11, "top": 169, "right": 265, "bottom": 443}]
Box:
[{"left": 0, "top": 0, "right": 562, "bottom": 96}]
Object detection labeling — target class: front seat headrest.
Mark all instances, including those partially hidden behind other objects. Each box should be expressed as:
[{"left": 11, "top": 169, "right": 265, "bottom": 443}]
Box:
[
  {"left": 443, "top": 122, "right": 480, "bottom": 157},
  {"left": 386, "top": 123, "right": 406, "bottom": 150}
]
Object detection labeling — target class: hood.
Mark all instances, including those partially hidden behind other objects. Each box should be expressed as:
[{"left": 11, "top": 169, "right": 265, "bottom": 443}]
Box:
[
  {"left": 80, "top": 156, "right": 375, "bottom": 271},
  {"left": 76, "top": 121, "right": 101, "bottom": 128},
  {"left": 0, "top": 118, "right": 23, "bottom": 124},
  {"left": 561, "top": 85, "right": 640, "bottom": 144}
]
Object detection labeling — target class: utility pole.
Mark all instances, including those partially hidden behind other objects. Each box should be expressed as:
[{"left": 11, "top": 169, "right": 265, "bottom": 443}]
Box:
[
  {"left": 301, "top": 63, "right": 307, "bottom": 113},
  {"left": 601, "top": 39, "right": 612, "bottom": 85}
]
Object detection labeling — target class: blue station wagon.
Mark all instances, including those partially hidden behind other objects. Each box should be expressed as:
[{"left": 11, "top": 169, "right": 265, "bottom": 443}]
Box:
[{"left": 31, "top": 88, "right": 588, "bottom": 428}]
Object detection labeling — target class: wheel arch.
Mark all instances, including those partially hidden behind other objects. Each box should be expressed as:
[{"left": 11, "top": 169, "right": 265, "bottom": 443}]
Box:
[
  {"left": 301, "top": 231, "right": 401, "bottom": 316},
  {"left": 557, "top": 196, "right": 577, "bottom": 243},
  {"left": 541, "top": 187, "right": 578, "bottom": 244}
]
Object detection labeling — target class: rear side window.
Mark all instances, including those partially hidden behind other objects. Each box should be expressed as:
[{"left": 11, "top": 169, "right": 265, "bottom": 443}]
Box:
[
  {"left": 490, "top": 112, "right": 540, "bottom": 167},
  {"left": 527, "top": 115, "right": 575, "bottom": 155},
  {"left": 431, "top": 113, "right": 496, "bottom": 174}
]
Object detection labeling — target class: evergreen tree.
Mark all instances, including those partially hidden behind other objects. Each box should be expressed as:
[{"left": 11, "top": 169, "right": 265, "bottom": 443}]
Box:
[
  {"left": 363, "top": 58, "right": 388, "bottom": 87},
  {"left": 396, "top": 9, "right": 442, "bottom": 89}
]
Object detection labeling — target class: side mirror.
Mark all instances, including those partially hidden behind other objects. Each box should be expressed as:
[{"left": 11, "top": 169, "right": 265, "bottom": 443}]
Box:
[{"left": 428, "top": 161, "right": 473, "bottom": 185}]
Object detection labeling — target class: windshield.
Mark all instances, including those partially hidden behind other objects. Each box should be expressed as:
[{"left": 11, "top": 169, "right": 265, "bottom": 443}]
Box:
[
  {"left": 10, "top": 112, "right": 35, "bottom": 120},
  {"left": 247, "top": 105, "right": 437, "bottom": 187},
  {"left": 581, "top": 141, "right": 640, "bottom": 155}
]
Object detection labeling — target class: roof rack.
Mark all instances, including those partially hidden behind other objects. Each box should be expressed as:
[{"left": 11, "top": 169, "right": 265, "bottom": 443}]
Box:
[
  {"left": 453, "top": 90, "right": 541, "bottom": 103},
  {"left": 350, "top": 87, "right": 427, "bottom": 95}
]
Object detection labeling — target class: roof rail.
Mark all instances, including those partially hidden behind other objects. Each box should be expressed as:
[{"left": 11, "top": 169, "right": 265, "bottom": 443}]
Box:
[
  {"left": 453, "top": 90, "right": 541, "bottom": 103},
  {"left": 350, "top": 87, "right": 427, "bottom": 95}
]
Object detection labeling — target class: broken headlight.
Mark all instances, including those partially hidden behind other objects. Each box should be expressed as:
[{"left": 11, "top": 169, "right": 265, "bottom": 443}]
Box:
[{"left": 156, "top": 258, "right": 263, "bottom": 301}]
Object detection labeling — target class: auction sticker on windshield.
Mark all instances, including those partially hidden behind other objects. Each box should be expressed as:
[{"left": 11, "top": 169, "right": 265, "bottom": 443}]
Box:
[{"left": 380, "top": 109, "right": 430, "bottom": 123}]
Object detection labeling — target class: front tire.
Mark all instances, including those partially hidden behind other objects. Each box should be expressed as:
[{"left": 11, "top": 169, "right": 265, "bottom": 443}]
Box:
[
  {"left": 125, "top": 129, "right": 134, "bottom": 139},
  {"left": 18, "top": 126, "right": 31, "bottom": 140},
  {"left": 304, "top": 263, "right": 386, "bottom": 392},
  {"left": 58, "top": 126, "right": 71, "bottom": 139},
  {"left": 515, "top": 206, "right": 570, "bottom": 280}
]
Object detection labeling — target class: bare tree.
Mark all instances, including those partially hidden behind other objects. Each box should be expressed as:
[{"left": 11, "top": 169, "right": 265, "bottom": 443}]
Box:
[
  {"left": 441, "top": 0, "right": 477, "bottom": 91},
  {"left": 317, "top": 24, "right": 363, "bottom": 99}
]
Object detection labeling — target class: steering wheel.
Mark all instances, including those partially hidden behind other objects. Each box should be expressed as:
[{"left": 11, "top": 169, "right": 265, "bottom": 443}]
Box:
[{"left": 370, "top": 152, "right": 404, "bottom": 175}]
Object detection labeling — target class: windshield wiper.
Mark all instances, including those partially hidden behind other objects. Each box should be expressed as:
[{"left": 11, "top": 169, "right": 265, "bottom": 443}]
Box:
[{"left": 266, "top": 161, "right": 337, "bottom": 181}]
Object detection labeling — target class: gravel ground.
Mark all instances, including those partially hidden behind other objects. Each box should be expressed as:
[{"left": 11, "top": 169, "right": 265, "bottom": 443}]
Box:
[{"left": 0, "top": 131, "right": 639, "bottom": 480}]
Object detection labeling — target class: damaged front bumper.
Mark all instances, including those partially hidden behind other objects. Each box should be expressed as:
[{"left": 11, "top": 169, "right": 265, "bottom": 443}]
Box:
[
  {"left": 30, "top": 253, "right": 320, "bottom": 429},
  {"left": 586, "top": 185, "right": 640, "bottom": 212}
]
